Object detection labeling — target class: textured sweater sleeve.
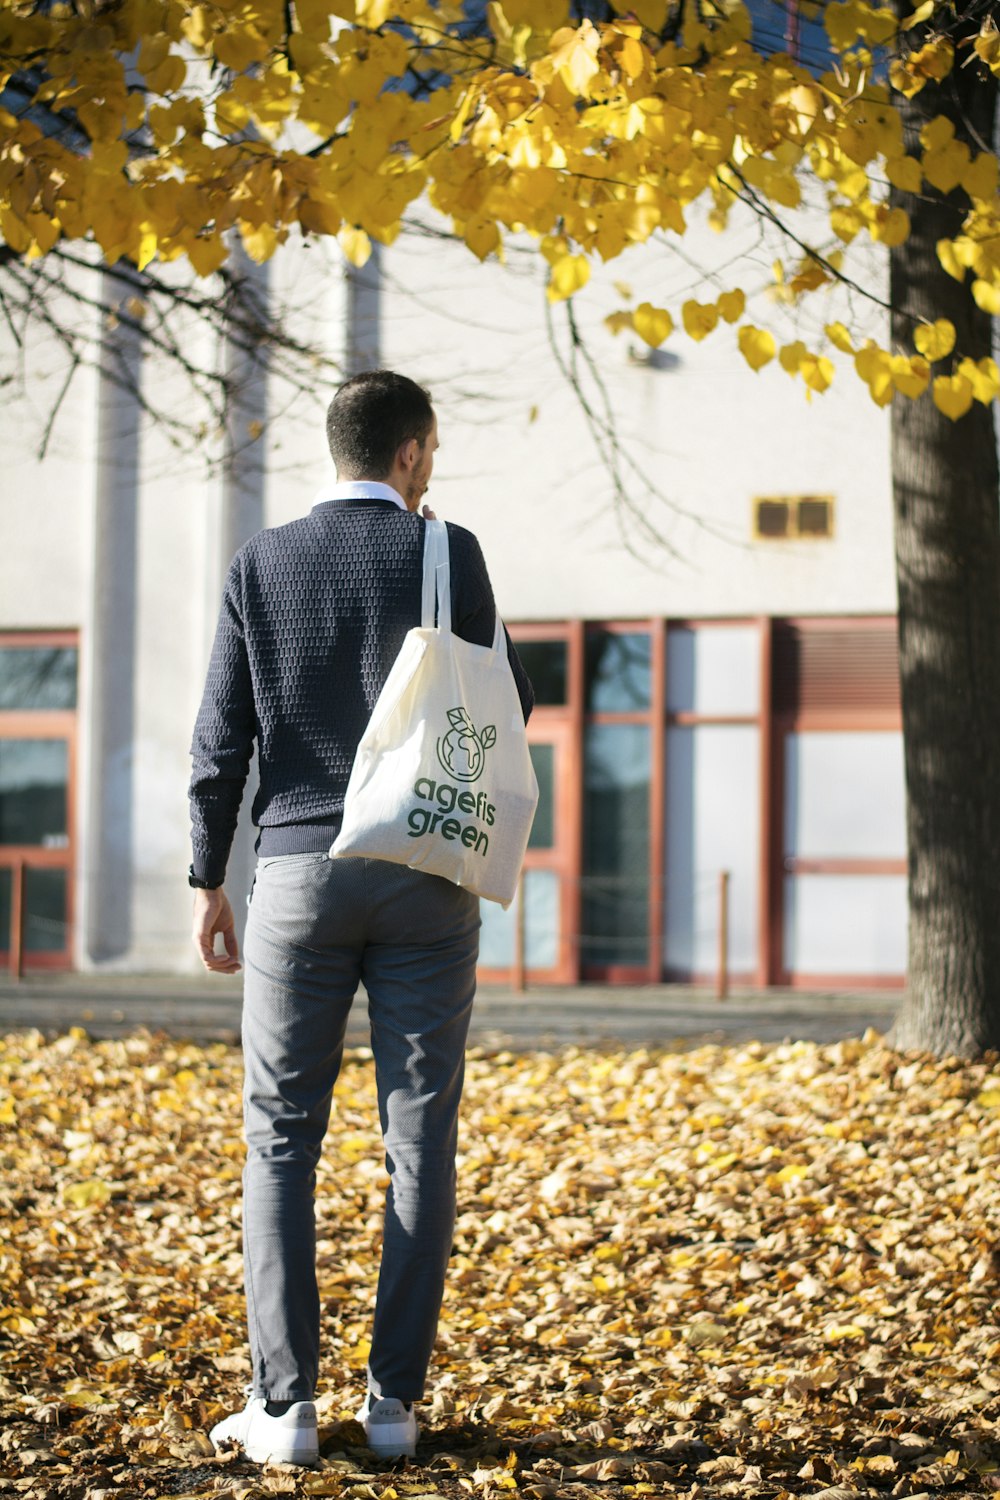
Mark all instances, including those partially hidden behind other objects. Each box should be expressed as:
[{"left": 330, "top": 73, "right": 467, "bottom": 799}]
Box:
[
  {"left": 188, "top": 555, "right": 256, "bottom": 884},
  {"left": 448, "top": 523, "right": 535, "bottom": 724}
]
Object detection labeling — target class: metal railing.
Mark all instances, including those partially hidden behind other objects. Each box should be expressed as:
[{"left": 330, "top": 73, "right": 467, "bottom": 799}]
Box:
[
  {"left": 1, "top": 863, "right": 734, "bottom": 991},
  {"left": 502, "top": 867, "right": 734, "bottom": 998}
]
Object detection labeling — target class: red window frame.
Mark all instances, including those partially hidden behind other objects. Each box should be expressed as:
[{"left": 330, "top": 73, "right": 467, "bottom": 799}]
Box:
[
  {"left": 578, "top": 619, "right": 663, "bottom": 984},
  {"left": 476, "top": 622, "right": 583, "bottom": 986},
  {"left": 0, "top": 630, "right": 78, "bottom": 973},
  {"left": 767, "top": 616, "right": 905, "bottom": 989}
]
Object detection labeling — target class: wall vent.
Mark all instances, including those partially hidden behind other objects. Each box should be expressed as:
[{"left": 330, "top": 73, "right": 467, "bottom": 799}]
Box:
[{"left": 753, "top": 494, "right": 834, "bottom": 540}]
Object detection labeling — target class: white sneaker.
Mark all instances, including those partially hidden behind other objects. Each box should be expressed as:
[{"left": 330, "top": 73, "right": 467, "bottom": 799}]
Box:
[
  {"left": 210, "top": 1383, "right": 319, "bottom": 1466},
  {"left": 355, "top": 1392, "right": 418, "bottom": 1459}
]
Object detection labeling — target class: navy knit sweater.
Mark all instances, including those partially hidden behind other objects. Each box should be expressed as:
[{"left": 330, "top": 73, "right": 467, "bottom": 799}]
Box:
[{"left": 189, "top": 499, "right": 534, "bottom": 885}]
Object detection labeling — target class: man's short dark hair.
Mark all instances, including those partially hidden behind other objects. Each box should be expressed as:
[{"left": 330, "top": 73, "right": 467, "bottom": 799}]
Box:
[{"left": 326, "top": 370, "right": 434, "bottom": 479}]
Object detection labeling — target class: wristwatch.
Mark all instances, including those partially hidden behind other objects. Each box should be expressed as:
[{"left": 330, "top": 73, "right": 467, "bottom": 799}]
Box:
[{"left": 188, "top": 866, "right": 223, "bottom": 890}]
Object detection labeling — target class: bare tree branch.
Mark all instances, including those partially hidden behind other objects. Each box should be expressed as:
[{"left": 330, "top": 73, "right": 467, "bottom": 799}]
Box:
[
  {"left": 543, "top": 293, "right": 738, "bottom": 566},
  {"left": 37, "top": 354, "right": 80, "bottom": 462}
]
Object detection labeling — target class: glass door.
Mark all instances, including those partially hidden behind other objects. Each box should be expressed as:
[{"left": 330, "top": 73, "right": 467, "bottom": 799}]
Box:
[
  {"left": 0, "top": 637, "right": 78, "bottom": 972},
  {"left": 477, "top": 719, "right": 579, "bottom": 985}
]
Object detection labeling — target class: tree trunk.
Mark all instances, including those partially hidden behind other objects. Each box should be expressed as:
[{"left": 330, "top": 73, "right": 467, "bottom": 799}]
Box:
[{"left": 886, "top": 1, "right": 1000, "bottom": 1057}]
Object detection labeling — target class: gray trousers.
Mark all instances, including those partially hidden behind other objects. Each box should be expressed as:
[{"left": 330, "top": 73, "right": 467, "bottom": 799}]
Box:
[{"left": 240, "top": 851, "right": 481, "bottom": 1403}]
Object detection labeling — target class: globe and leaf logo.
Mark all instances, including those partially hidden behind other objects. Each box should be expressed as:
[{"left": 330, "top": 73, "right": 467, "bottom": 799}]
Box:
[{"left": 436, "top": 706, "right": 496, "bottom": 783}]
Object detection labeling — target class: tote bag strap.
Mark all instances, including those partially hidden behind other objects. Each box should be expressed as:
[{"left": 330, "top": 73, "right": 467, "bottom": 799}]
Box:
[
  {"left": 420, "top": 519, "right": 451, "bottom": 634},
  {"left": 422, "top": 519, "right": 503, "bottom": 651}
]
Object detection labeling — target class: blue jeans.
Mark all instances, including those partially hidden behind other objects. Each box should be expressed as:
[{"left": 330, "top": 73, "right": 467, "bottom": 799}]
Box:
[{"left": 240, "top": 851, "right": 481, "bottom": 1403}]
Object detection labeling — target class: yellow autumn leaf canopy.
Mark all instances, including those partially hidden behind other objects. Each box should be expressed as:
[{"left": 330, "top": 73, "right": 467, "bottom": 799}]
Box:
[{"left": 2, "top": 0, "right": 999, "bottom": 416}]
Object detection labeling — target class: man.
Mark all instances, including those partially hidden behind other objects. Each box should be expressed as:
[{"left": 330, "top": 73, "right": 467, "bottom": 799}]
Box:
[{"left": 190, "top": 371, "right": 533, "bottom": 1467}]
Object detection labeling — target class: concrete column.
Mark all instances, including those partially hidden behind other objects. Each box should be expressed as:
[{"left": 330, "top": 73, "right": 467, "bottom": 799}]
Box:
[
  {"left": 77, "top": 273, "right": 142, "bottom": 966},
  {"left": 345, "top": 245, "right": 382, "bottom": 375},
  {"left": 214, "top": 245, "right": 268, "bottom": 939}
]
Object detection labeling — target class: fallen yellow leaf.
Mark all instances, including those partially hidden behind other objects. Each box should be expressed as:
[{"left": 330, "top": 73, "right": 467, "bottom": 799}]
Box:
[{"left": 62, "top": 1177, "right": 113, "bottom": 1209}]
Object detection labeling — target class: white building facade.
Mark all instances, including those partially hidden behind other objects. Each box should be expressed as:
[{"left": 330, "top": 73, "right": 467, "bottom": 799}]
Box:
[{"left": 0, "top": 212, "right": 907, "bottom": 988}]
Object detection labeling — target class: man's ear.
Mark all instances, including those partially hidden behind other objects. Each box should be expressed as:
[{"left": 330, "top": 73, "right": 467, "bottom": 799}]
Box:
[{"left": 398, "top": 437, "right": 419, "bottom": 472}]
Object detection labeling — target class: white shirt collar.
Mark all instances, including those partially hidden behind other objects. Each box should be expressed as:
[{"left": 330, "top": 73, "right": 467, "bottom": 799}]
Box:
[{"left": 312, "top": 479, "right": 408, "bottom": 512}]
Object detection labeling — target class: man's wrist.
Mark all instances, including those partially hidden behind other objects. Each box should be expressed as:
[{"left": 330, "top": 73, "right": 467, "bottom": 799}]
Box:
[{"left": 188, "top": 865, "right": 224, "bottom": 890}]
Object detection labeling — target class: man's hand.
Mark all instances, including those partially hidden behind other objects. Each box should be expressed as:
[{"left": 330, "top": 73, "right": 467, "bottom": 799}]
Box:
[
  {"left": 192, "top": 888, "right": 241, "bottom": 974},
  {"left": 421, "top": 503, "right": 437, "bottom": 520}
]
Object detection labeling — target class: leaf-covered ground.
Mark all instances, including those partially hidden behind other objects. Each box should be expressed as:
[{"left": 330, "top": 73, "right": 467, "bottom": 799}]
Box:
[{"left": 2, "top": 1025, "right": 1000, "bottom": 1500}]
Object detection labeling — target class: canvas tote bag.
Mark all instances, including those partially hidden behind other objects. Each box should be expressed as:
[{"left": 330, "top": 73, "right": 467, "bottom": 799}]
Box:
[{"left": 329, "top": 519, "right": 539, "bottom": 907}]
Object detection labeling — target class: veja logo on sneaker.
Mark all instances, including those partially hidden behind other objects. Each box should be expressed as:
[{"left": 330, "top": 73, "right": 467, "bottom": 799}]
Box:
[{"left": 436, "top": 706, "right": 496, "bottom": 784}]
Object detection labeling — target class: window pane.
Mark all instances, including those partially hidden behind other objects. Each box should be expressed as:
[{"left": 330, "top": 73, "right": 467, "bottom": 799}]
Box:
[
  {"left": 665, "top": 725, "right": 760, "bottom": 973},
  {"left": 748, "top": 0, "right": 835, "bottom": 77},
  {"left": 582, "top": 724, "right": 650, "bottom": 965},
  {"left": 514, "top": 642, "right": 567, "bottom": 707},
  {"left": 527, "top": 744, "right": 554, "bottom": 849},
  {"left": 667, "top": 626, "right": 761, "bottom": 715},
  {"left": 784, "top": 874, "right": 906, "bottom": 974},
  {"left": 478, "top": 896, "right": 514, "bottom": 968},
  {"left": 25, "top": 868, "right": 69, "bottom": 953},
  {"left": 0, "top": 740, "right": 69, "bottom": 845},
  {"left": 524, "top": 870, "right": 559, "bottom": 969},
  {"left": 585, "top": 631, "right": 651, "bottom": 712},
  {"left": 785, "top": 732, "right": 906, "bottom": 859},
  {"left": 0, "top": 867, "right": 69, "bottom": 954},
  {"left": 477, "top": 870, "right": 560, "bottom": 971},
  {"left": 0, "top": 647, "right": 77, "bottom": 709}
]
